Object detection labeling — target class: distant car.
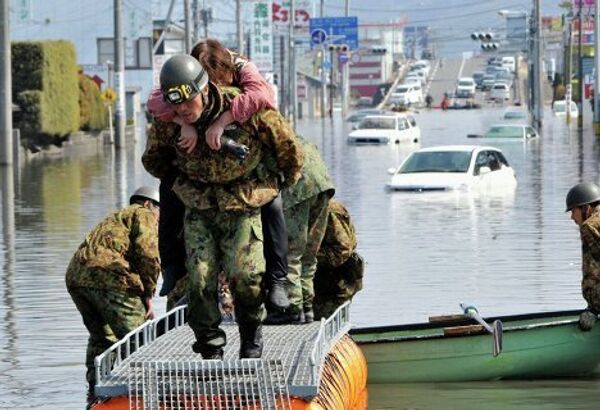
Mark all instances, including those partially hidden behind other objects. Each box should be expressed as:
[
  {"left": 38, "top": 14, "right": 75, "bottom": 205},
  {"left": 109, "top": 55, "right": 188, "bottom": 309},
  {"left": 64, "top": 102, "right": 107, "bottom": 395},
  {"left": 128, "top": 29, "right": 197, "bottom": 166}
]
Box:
[
  {"left": 348, "top": 114, "right": 420, "bottom": 145},
  {"left": 490, "top": 83, "right": 510, "bottom": 101},
  {"left": 483, "top": 124, "right": 539, "bottom": 140},
  {"left": 482, "top": 74, "right": 495, "bottom": 91},
  {"left": 389, "top": 84, "right": 423, "bottom": 106},
  {"left": 346, "top": 109, "right": 388, "bottom": 124},
  {"left": 553, "top": 100, "right": 579, "bottom": 118},
  {"left": 456, "top": 77, "right": 476, "bottom": 98},
  {"left": 473, "top": 71, "right": 485, "bottom": 89},
  {"left": 502, "top": 56, "right": 516, "bottom": 73},
  {"left": 386, "top": 145, "right": 517, "bottom": 192},
  {"left": 502, "top": 109, "right": 528, "bottom": 121},
  {"left": 355, "top": 96, "right": 373, "bottom": 108}
]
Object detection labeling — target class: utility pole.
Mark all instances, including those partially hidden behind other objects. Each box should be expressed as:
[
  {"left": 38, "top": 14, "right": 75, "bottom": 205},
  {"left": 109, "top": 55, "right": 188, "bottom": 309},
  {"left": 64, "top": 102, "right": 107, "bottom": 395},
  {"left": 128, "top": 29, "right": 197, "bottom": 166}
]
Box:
[
  {"left": 184, "top": 0, "right": 192, "bottom": 53},
  {"left": 329, "top": 46, "right": 335, "bottom": 117},
  {"left": 567, "top": 15, "right": 573, "bottom": 125},
  {"left": 341, "top": 0, "right": 350, "bottom": 118},
  {"left": 192, "top": 0, "right": 201, "bottom": 42},
  {"left": 153, "top": 0, "right": 177, "bottom": 54},
  {"left": 114, "top": 0, "right": 126, "bottom": 148},
  {"left": 577, "top": 0, "right": 583, "bottom": 129},
  {"left": 320, "top": 0, "right": 326, "bottom": 118},
  {"left": 0, "top": 0, "right": 12, "bottom": 165},
  {"left": 594, "top": 0, "right": 600, "bottom": 134},
  {"left": 236, "top": 0, "right": 244, "bottom": 52},
  {"left": 533, "top": 0, "right": 543, "bottom": 129},
  {"left": 289, "top": 0, "right": 297, "bottom": 126}
]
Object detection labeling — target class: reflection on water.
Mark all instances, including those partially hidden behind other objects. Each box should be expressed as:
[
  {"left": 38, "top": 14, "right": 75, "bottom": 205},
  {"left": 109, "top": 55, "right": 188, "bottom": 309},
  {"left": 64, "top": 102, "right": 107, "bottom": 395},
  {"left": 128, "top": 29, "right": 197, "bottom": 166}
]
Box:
[{"left": 0, "top": 108, "right": 600, "bottom": 407}]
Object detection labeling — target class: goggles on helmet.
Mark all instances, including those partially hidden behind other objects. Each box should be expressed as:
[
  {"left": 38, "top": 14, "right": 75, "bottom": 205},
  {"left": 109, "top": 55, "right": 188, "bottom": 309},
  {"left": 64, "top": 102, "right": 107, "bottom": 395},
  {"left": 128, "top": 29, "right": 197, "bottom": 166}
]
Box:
[{"left": 164, "top": 83, "right": 199, "bottom": 105}]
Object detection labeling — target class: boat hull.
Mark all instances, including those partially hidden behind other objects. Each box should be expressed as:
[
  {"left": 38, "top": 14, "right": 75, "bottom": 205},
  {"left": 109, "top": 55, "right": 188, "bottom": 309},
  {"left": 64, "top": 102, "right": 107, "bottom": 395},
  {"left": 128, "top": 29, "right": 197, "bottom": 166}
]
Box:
[{"left": 350, "top": 310, "right": 600, "bottom": 383}]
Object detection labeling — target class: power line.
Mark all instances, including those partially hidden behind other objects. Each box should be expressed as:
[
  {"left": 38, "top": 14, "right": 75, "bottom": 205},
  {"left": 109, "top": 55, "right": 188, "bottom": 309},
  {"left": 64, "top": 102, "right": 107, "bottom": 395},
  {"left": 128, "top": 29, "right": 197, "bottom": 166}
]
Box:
[{"left": 324, "top": 0, "right": 510, "bottom": 14}]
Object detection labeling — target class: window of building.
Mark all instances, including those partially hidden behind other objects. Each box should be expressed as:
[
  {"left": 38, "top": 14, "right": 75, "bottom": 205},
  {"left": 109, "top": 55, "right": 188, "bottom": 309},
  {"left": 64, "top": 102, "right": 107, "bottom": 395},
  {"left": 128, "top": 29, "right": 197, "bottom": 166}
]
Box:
[{"left": 97, "top": 37, "right": 152, "bottom": 69}]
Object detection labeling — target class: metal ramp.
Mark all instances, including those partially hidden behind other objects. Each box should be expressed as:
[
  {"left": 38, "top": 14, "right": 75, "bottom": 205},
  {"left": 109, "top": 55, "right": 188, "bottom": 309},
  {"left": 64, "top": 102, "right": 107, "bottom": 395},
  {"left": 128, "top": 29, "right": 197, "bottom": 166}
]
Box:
[{"left": 94, "top": 303, "right": 351, "bottom": 409}]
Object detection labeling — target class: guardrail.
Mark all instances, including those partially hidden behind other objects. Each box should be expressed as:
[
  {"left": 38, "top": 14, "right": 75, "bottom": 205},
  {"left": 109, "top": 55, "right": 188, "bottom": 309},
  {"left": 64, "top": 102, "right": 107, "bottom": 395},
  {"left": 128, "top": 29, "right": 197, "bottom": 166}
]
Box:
[
  {"left": 309, "top": 301, "right": 352, "bottom": 383},
  {"left": 94, "top": 305, "right": 188, "bottom": 386}
]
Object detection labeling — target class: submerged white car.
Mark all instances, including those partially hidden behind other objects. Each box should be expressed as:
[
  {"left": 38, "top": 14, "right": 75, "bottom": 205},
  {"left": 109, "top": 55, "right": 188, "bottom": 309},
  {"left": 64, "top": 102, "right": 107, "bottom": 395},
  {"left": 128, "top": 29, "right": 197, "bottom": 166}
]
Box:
[
  {"left": 348, "top": 114, "right": 421, "bottom": 145},
  {"left": 386, "top": 145, "right": 517, "bottom": 192}
]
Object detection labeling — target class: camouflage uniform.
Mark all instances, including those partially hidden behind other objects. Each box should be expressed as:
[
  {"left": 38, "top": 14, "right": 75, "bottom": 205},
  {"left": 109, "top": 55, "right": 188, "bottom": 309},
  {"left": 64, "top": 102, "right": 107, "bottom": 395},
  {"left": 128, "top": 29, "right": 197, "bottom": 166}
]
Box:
[
  {"left": 65, "top": 204, "right": 160, "bottom": 391},
  {"left": 142, "top": 83, "right": 302, "bottom": 354},
  {"left": 282, "top": 138, "right": 335, "bottom": 315},
  {"left": 580, "top": 207, "right": 600, "bottom": 312},
  {"left": 313, "top": 200, "right": 364, "bottom": 319}
]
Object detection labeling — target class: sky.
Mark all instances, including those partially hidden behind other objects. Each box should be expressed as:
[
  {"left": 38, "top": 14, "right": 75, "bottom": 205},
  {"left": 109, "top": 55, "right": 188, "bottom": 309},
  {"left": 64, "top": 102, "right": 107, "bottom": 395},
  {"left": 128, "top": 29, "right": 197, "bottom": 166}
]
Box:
[{"left": 152, "top": 0, "right": 566, "bottom": 57}]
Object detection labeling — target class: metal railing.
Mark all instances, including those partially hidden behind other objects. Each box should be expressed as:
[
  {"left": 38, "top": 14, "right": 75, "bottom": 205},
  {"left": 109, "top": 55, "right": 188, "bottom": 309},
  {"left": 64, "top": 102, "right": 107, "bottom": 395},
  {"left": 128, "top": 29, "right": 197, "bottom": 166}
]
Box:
[
  {"left": 95, "top": 305, "right": 188, "bottom": 386},
  {"left": 309, "top": 302, "right": 352, "bottom": 383}
]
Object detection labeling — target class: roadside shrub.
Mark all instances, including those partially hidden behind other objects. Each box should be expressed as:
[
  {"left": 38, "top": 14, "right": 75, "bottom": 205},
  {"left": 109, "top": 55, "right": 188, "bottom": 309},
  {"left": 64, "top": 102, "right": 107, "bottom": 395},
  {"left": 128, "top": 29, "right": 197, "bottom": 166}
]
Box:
[
  {"left": 79, "top": 73, "right": 107, "bottom": 131},
  {"left": 12, "top": 41, "right": 80, "bottom": 146}
]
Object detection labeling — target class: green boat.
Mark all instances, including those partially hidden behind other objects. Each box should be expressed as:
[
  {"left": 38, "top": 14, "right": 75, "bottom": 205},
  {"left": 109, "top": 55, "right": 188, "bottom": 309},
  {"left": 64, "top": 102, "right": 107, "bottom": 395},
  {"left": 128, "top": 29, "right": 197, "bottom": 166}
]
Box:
[{"left": 350, "top": 309, "right": 600, "bottom": 383}]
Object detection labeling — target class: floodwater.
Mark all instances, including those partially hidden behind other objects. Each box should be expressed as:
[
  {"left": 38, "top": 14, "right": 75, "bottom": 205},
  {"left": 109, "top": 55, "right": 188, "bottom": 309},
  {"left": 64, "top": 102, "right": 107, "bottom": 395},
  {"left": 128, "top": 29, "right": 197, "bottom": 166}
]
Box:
[{"left": 1, "top": 107, "right": 600, "bottom": 409}]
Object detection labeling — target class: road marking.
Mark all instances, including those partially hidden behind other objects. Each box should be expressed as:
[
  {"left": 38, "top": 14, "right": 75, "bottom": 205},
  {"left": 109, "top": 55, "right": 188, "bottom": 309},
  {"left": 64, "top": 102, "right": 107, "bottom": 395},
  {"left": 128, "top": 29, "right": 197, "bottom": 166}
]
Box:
[{"left": 457, "top": 57, "right": 466, "bottom": 80}]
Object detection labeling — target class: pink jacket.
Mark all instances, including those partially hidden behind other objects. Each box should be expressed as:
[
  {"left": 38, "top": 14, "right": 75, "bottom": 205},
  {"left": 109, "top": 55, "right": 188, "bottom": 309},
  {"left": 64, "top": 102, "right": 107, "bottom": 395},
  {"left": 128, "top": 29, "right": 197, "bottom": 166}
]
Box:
[{"left": 146, "top": 61, "right": 276, "bottom": 124}]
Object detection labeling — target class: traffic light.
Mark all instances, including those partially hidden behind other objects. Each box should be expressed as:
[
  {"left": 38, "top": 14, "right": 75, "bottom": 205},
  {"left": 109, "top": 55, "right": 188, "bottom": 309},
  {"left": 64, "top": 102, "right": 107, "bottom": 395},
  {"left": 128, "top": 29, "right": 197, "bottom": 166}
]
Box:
[
  {"left": 328, "top": 44, "right": 349, "bottom": 52},
  {"left": 480, "top": 43, "right": 499, "bottom": 51},
  {"left": 371, "top": 46, "right": 387, "bottom": 54},
  {"left": 471, "top": 32, "right": 494, "bottom": 41}
]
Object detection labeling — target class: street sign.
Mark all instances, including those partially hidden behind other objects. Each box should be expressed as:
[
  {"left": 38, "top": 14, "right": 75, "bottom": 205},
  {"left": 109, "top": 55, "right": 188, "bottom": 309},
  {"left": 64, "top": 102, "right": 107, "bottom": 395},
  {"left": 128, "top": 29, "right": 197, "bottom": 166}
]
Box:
[
  {"left": 311, "top": 28, "right": 327, "bottom": 46},
  {"left": 309, "top": 16, "right": 359, "bottom": 50},
  {"left": 338, "top": 53, "right": 349, "bottom": 65},
  {"left": 350, "top": 52, "right": 361, "bottom": 64},
  {"left": 100, "top": 88, "right": 117, "bottom": 104}
]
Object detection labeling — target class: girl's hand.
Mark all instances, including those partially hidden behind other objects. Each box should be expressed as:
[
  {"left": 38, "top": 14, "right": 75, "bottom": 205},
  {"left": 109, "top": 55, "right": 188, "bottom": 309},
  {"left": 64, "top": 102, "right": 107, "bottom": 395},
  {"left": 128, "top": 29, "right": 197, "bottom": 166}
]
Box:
[{"left": 178, "top": 123, "right": 199, "bottom": 153}]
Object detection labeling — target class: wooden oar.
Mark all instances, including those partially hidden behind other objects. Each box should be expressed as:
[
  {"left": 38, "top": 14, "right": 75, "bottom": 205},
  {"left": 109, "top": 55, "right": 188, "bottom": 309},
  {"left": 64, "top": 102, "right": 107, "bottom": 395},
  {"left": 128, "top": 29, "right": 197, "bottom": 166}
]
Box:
[{"left": 460, "top": 303, "right": 503, "bottom": 357}]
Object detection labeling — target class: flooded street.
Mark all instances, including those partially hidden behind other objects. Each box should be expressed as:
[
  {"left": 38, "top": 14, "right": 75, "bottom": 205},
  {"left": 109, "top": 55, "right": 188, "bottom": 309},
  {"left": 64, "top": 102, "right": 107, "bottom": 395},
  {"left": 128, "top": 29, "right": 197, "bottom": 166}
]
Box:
[{"left": 2, "top": 106, "right": 600, "bottom": 408}]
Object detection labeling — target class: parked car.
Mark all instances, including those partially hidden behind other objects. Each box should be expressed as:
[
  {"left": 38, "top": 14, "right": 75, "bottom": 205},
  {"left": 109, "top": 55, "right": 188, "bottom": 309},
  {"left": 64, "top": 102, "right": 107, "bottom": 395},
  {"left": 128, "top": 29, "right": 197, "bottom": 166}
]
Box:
[
  {"left": 482, "top": 124, "right": 539, "bottom": 140},
  {"left": 490, "top": 83, "right": 510, "bottom": 101},
  {"left": 386, "top": 145, "right": 517, "bottom": 192},
  {"left": 345, "top": 109, "right": 388, "bottom": 125},
  {"left": 456, "top": 77, "right": 476, "bottom": 98},
  {"left": 502, "top": 109, "right": 528, "bottom": 121},
  {"left": 348, "top": 114, "right": 420, "bottom": 144},
  {"left": 389, "top": 84, "right": 423, "bottom": 106},
  {"left": 552, "top": 100, "right": 579, "bottom": 118},
  {"left": 502, "top": 56, "right": 516, "bottom": 73},
  {"left": 473, "top": 71, "right": 485, "bottom": 89},
  {"left": 482, "top": 74, "right": 496, "bottom": 91}
]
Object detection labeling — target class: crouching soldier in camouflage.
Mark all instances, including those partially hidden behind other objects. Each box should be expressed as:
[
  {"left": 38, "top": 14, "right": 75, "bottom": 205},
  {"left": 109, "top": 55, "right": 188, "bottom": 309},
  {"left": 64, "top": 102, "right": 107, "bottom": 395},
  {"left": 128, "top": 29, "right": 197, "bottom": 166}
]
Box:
[
  {"left": 65, "top": 186, "right": 160, "bottom": 405},
  {"left": 565, "top": 182, "right": 600, "bottom": 331},
  {"left": 142, "top": 55, "right": 303, "bottom": 359},
  {"left": 266, "top": 138, "right": 335, "bottom": 324},
  {"left": 314, "top": 199, "right": 365, "bottom": 319}
]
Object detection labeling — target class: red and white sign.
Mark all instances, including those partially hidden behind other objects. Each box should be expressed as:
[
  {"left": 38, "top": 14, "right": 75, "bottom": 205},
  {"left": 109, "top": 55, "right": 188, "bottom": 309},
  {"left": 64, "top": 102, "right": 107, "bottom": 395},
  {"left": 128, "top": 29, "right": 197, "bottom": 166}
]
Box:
[{"left": 272, "top": 0, "right": 311, "bottom": 28}]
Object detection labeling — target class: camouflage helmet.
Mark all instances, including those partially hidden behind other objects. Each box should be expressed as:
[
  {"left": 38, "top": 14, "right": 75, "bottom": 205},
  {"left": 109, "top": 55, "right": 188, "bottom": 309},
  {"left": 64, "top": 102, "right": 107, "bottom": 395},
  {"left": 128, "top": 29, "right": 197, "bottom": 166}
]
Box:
[
  {"left": 160, "top": 55, "right": 209, "bottom": 104},
  {"left": 130, "top": 186, "right": 160, "bottom": 205},
  {"left": 565, "top": 182, "right": 600, "bottom": 212}
]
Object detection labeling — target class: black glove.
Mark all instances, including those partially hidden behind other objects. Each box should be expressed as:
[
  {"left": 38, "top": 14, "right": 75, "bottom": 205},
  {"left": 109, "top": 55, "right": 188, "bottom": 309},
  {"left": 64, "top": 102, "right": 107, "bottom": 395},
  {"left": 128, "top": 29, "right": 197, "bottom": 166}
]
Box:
[
  {"left": 220, "top": 136, "right": 249, "bottom": 160},
  {"left": 579, "top": 310, "right": 597, "bottom": 331}
]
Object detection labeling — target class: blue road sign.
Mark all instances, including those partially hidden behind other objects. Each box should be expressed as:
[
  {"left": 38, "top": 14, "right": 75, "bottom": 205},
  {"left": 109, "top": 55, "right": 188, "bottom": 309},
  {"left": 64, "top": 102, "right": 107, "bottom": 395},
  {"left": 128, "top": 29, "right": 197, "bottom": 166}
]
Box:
[
  {"left": 309, "top": 16, "right": 358, "bottom": 50},
  {"left": 338, "top": 53, "right": 349, "bottom": 65},
  {"left": 311, "top": 28, "right": 327, "bottom": 46}
]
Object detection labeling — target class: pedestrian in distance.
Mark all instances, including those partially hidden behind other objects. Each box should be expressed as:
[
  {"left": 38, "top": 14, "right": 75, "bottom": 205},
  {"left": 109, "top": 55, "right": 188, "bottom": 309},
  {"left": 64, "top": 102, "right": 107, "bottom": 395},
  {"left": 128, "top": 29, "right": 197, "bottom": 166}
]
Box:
[
  {"left": 142, "top": 55, "right": 303, "bottom": 360},
  {"left": 146, "top": 38, "right": 291, "bottom": 315},
  {"left": 425, "top": 94, "right": 433, "bottom": 109},
  {"left": 65, "top": 186, "right": 161, "bottom": 406},
  {"left": 565, "top": 182, "right": 600, "bottom": 331}
]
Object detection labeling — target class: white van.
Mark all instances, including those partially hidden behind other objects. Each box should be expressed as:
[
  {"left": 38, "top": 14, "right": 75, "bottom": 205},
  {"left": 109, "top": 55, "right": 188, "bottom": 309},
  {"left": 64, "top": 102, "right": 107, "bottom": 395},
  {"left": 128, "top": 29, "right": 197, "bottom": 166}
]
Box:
[
  {"left": 389, "top": 85, "right": 423, "bottom": 106},
  {"left": 501, "top": 56, "right": 516, "bottom": 73}
]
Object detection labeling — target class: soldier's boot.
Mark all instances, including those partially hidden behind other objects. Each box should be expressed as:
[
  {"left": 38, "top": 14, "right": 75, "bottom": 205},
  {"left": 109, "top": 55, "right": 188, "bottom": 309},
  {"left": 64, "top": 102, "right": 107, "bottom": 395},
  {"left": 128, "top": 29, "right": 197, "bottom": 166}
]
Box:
[
  {"left": 239, "top": 325, "right": 263, "bottom": 359},
  {"left": 267, "top": 278, "right": 290, "bottom": 311},
  {"left": 264, "top": 307, "right": 303, "bottom": 325},
  {"left": 192, "top": 337, "right": 225, "bottom": 360},
  {"left": 303, "top": 308, "right": 315, "bottom": 324},
  {"left": 159, "top": 264, "right": 186, "bottom": 297}
]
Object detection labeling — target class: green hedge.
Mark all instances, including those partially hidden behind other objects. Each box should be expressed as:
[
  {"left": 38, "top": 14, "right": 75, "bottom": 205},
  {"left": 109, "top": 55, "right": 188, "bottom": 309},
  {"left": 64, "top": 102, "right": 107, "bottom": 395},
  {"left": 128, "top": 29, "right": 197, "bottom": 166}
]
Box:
[
  {"left": 79, "top": 73, "right": 108, "bottom": 131},
  {"left": 12, "top": 41, "right": 80, "bottom": 144}
]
